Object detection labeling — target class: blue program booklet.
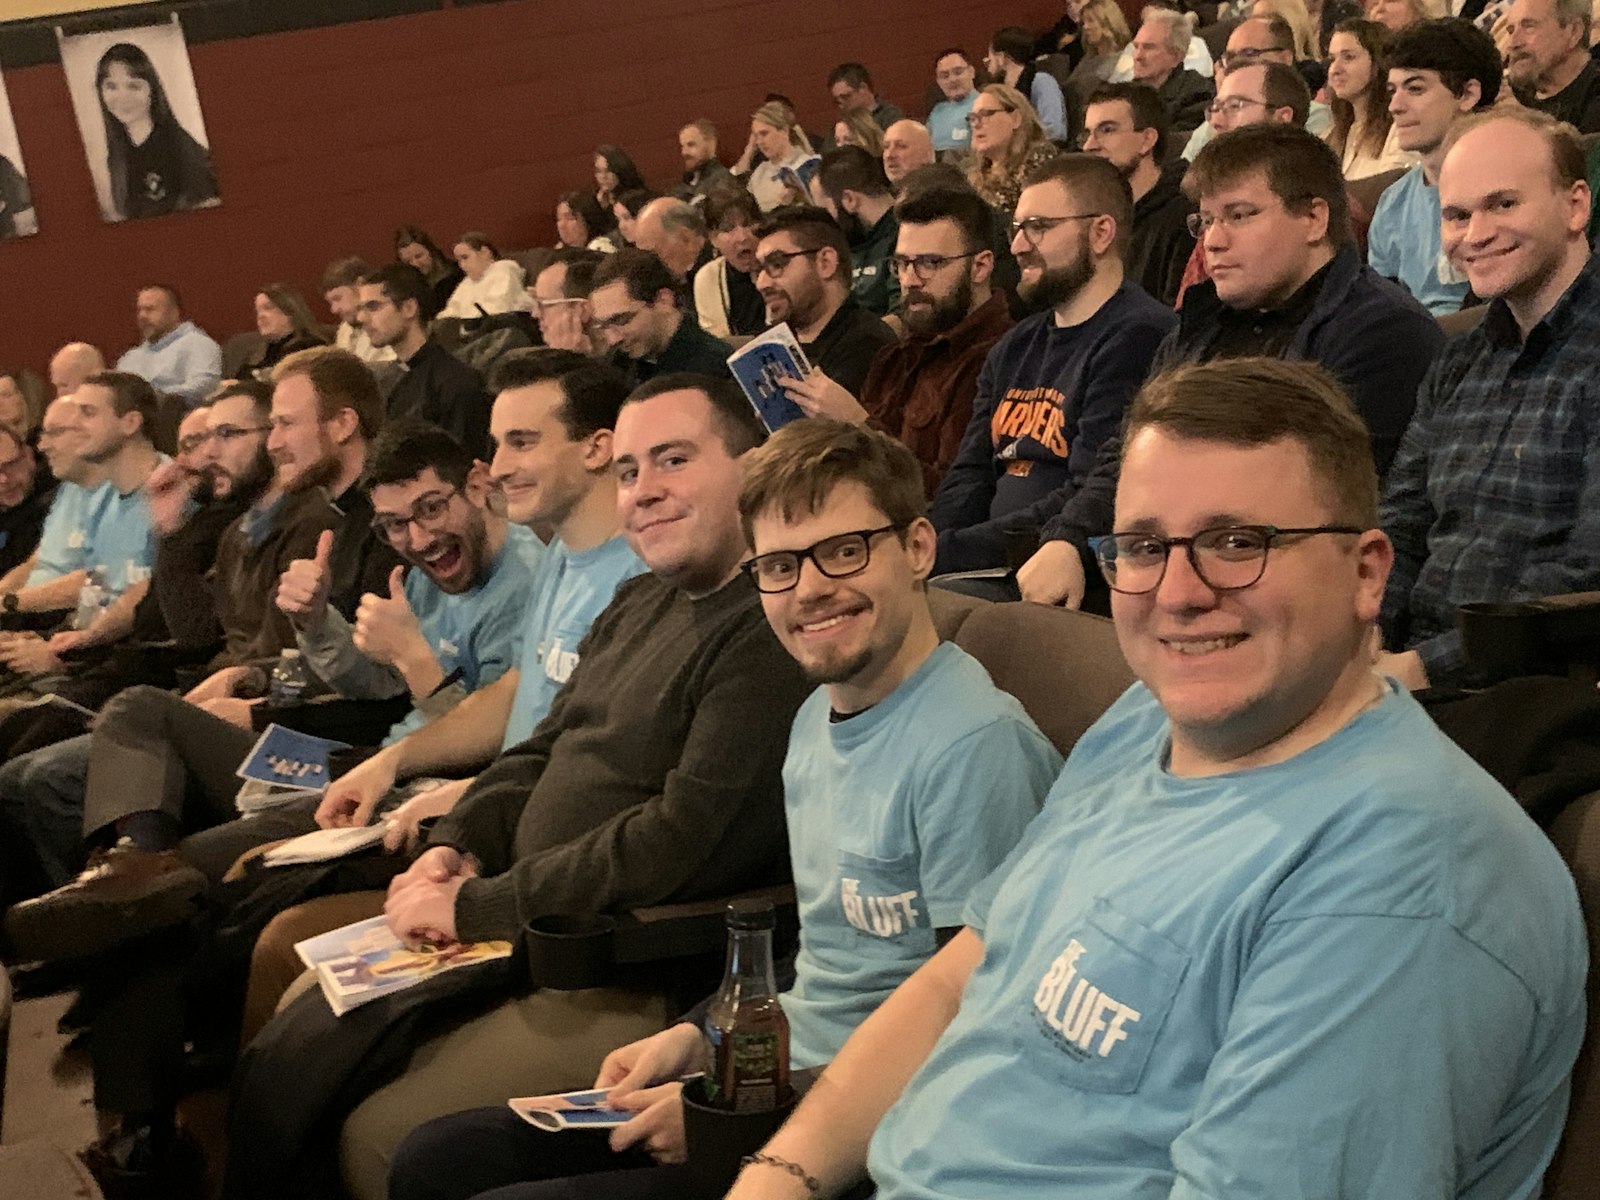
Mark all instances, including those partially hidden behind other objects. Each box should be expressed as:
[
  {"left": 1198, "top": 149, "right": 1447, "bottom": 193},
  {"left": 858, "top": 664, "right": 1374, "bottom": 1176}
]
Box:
[
  {"left": 728, "top": 322, "right": 812, "bottom": 432},
  {"left": 233, "top": 723, "right": 351, "bottom": 813}
]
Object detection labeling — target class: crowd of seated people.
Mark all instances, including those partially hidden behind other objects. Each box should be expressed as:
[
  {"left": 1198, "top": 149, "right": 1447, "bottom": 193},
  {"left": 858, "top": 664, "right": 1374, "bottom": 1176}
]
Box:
[{"left": 1, "top": 8, "right": 1599, "bottom": 1199}]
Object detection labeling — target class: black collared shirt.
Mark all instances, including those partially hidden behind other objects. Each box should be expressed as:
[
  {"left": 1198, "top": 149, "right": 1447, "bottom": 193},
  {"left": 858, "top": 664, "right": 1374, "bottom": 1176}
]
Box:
[
  {"left": 799, "top": 297, "right": 896, "bottom": 396},
  {"left": 387, "top": 339, "right": 492, "bottom": 457}
]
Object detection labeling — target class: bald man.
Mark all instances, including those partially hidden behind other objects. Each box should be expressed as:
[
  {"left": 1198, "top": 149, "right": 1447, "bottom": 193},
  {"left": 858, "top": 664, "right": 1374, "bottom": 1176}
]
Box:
[
  {"left": 49, "top": 343, "right": 104, "bottom": 398},
  {"left": 630, "top": 197, "right": 716, "bottom": 322},
  {"left": 883, "top": 119, "right": 935, "bottom": 187}
]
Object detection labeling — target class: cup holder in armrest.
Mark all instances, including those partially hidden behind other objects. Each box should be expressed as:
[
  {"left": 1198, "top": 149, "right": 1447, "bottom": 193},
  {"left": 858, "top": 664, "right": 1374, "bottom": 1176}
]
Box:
[{"left": 1459, "top": 593, "right": 1600, "bottom": 680}]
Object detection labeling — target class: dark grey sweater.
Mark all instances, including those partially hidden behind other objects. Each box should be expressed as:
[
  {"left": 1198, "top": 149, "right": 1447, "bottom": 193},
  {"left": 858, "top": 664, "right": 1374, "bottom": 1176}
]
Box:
[{"left": 435, "top": 571, "right": 811, "bottom": 942}]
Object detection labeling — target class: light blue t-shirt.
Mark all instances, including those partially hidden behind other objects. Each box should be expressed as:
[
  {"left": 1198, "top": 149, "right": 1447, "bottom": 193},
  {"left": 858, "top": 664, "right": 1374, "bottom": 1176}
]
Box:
[
  {"left": 1368, "top": 163, "right": 1471, "bottom": 316},
  {"left": 381, "top": 525, "right": 540, "bottom": 746},
  {"left": 926, "top": 94, "right": 976, "bottom": 152},
  {"left": 780, "top": 642, "right": 1060, "bottom": 1070},
  {"left": 86, "top": 471, "right": 162, "bottom": 595},
  {"left": 27, "top": 480, "right": 109, "bottom": 587},
  {"left": 501, "top": 533, "right": 647, "bottom": 750},
  {"left": 868, "top": 682, "right": 1586, "bottom": 1200}
]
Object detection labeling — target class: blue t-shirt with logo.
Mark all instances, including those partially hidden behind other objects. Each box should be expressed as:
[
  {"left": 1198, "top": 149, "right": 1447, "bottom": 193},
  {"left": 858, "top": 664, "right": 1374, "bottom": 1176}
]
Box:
[
  {"left": 87, "top": 471, "right": 163, "bottom": 595},
  {"left": 381, "top": 525, "right": 541, "bottom": 746},
  {"left": 502, "top": 533, "right": 647, "bottom": 750},
  {"left": 780, "top": 642, "right": 1059, "bottom": 1070},
  {"left": 28, "top": 480, "right": 108, "bottom": 587},
  {"left": 867, "top": 682, "right": 1586, "bottom": 1199},
  {"left": 926, "top": 94, "right": 976, "bottom": 153}
]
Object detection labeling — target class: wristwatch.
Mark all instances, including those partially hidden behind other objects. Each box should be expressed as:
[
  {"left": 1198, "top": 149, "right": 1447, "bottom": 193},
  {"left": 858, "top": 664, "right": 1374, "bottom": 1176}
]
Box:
[{"left": 2, "top": 592, "right": 18, "bottom": 614}]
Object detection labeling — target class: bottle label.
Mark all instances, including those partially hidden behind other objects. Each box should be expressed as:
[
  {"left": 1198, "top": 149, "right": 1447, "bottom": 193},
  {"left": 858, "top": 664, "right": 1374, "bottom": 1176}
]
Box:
[{"left": 727, "top": 1029, "right": 783, "bottom": 1113}]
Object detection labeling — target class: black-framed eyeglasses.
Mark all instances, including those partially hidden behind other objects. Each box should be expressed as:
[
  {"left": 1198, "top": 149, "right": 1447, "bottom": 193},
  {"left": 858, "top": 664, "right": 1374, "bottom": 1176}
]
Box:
[
  {"left": 1222, "top": 46, "right": 1287, "bottom": 69},
  {"left": 1009, "top": 214, "right": 1102, "bottom": 246},
  {"left": 887, "top": 252, "right": 976, "bottom": 280},
  {"left": 1090, "top": 524, "right": 1364, "bottom": 594},
  {"left": 370, "top": 487, "right": 462, "bottom": 544},
  {"left": 743, "top": 524, "right": 906, "bottom": 594},
  {"left": 754, "top": 247, "right": 823, "bottom": 277},
  {"left": 200, "top": 424, "right": 272, "bottom": 444}
]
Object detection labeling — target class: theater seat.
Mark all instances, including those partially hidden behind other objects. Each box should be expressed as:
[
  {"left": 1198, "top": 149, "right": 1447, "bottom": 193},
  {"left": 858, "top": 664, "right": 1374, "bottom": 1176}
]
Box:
[
  {"left": 1543, "top": 787, "right": 1600, "bottom": 1197},
  {"left": 952, "top": 601, "right": 1133, "bottom": 758}
]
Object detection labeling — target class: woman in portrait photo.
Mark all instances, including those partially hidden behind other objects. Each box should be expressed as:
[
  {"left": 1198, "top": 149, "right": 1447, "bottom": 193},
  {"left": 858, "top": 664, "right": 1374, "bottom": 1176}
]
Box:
[{"left": 96, "top": 41, "right": 218, "bottom": 221}]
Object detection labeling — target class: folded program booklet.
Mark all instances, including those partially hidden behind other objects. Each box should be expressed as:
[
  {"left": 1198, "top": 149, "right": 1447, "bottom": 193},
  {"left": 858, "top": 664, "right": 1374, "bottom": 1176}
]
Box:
[
  {"left": 234, "top": 724, "right": 351, "bottom": 814},
  {"left": 293, "top": 915, "right": 512, "bottom": 1016},
  {"left": 507, "top": 1088, "right": 633, "bottom": 1132},
  {"left": 727, "top": 322, "right": 811, "bottom": 431}
]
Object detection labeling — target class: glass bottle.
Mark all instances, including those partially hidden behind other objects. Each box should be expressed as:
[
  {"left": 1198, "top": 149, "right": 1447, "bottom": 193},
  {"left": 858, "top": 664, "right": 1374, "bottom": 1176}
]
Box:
[{"left": 703, "top": 898, "right": 791, "bottom": 1113}]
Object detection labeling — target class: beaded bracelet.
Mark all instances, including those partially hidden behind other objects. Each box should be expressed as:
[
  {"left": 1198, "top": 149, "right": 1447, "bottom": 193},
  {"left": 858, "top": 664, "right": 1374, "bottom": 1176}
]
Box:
[{"left": 740, "top": 1152, "right": 823, "bottom": 1195}]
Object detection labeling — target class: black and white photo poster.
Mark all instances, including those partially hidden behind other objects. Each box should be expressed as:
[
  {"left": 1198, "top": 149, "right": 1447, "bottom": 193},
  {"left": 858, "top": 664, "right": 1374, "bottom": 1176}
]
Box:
[
  {"left": 58, "top": 17, "right": 220, "bottom": 223},
  {"left": 0, "top": 69, "right": 37, "bottom": 240}
]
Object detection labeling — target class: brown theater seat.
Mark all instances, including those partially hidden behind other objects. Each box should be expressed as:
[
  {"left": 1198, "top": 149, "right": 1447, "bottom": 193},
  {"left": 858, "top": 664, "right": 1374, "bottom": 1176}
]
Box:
[{"left": 952, "top": 601, "right": 1133, "bottom": 758}]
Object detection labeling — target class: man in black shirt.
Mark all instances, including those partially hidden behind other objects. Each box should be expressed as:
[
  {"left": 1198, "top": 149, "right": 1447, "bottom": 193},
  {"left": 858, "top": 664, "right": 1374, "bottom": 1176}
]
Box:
[
  {"left": 1506, "top": 0, "right": 1600, "bottom": 132},
  {"left": 754, "top": 206, "right": 895, "bottom": 395},
  {"left": 814, "top": 146, "right": 901, "bottom": 317},
  {"left": 358, "top": 263, "right": 491, "bottom": 457},
  {"left": 589, "top": 248, "right": 733, "bottom": 382},
  {"left": 1080, "top": 83, "right": 1196, "bottom": 307},
  {"left": 0, "top": 424, "right": 54, "bottom": 577}
]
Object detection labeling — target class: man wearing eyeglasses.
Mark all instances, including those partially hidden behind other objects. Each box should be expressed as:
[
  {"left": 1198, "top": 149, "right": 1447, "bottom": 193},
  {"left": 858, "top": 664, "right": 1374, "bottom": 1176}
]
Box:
[
  {"left": 1177, "top": 16, "right": 1332, "bottom": 162},
  {"left": 779, "top": 187, "right": 1013, "bottom": 499},
  {"left": 752, "top": 206, "right": 895, "bottom": 396},
  {"left": 722, "top": 357, "right": 1586, "bottom": 1200},
  {"left": 926, "top": 155, "right": 1174, "bottom": 578},
  {"left": 530, "top": 250, "right": 607, "bottom": 358},
  {"left": 588, "top": 247, "right": 733, "bottom": 384}
]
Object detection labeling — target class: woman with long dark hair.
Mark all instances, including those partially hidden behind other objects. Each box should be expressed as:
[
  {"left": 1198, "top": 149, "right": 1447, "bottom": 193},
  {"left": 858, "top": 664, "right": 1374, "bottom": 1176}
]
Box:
[
  {"left": 555, "top": 191, "right": 620, "bottom": 252},
  {"left": 243, "top": 284, "right": 327, "bottom": 381},
  {"left": 95, "top": 41, "right": 218, "bottom": 220},
  {"left": 395, "top": 225, "right": 466, "bottom": 314},
  {"left": 593, "top": 145, "right": 645, "bottom": 209},
  {"left": 1325, "top": 18, "right": 1413, "bottom": 178}
]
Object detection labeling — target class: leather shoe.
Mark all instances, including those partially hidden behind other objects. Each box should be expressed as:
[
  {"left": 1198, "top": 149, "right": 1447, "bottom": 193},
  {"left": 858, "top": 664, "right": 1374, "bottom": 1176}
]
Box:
[
  {"left": 5, "top": 839, "right": 208, "bottom": 963},
  {"left": 80, "top": 1123, "right": 206, "bottom": 1200}
]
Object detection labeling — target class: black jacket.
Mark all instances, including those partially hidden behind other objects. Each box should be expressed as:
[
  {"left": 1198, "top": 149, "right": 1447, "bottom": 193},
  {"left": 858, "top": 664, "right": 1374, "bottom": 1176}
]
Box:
[
  {"left": 386, "top": 340, "right": 492, "bottom": 458},
  {"left": 1127, "top": 158, "right": 1196, "bottom": 308}
]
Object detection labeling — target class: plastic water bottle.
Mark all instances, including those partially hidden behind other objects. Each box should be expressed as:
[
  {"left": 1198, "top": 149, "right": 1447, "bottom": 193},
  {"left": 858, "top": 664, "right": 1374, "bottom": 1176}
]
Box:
[
  {"left": 73, "top": 568, "right": 108, "bottom": 631},
  {"left": 269, "top": 649, "right": 310, "bottom": 707}
]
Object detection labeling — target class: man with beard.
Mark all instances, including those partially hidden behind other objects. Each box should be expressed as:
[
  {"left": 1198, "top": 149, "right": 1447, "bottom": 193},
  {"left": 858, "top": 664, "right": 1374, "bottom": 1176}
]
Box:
[
  {"left": 814, "top": 146, "right": 900, "bottom": 317},
  {"left": 753, "top": 206, "right": 895, "bottom": 395},
  {"left": 1080, "top": 83, "right": 1195, "bottom": 307},
  {"left": 927, "top": 155, "right": 1175, "bottom": 578},
  {"left": 3, "top": 422, "right": 537, "bottom": 1200},
  {"left": 1506, "top": 0, "right": 1600, "bottom": 131},
  {"left": 3, "top": 409, "right": 535, "bottom": 954},
  {"left": 0, "top": 350, "right": 392, "bottom": 915},
  {"left": 676, "top": 119, "right": 734, "bottom": 204},
  {"left": 359, "top": 262, "right": 492, "bottom": 456},
  {"left": 780, "top": 187, "right": 1013, "bottom": 498}
]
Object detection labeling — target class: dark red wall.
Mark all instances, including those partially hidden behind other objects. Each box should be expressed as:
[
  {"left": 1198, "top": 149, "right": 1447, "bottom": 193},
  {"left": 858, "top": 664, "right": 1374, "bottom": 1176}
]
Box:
[{"left": 1, "top": 0, "right": 1056, "bottom": 373}]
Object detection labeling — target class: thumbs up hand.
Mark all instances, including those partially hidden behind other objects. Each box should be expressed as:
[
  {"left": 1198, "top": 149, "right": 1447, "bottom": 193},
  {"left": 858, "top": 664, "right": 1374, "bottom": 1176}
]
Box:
[
  {"left": 276, "top": 528, "right": 336, "bottom": 628},
  {"left": 353, "top": 565, "right": 426, "bottom": 670}
]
